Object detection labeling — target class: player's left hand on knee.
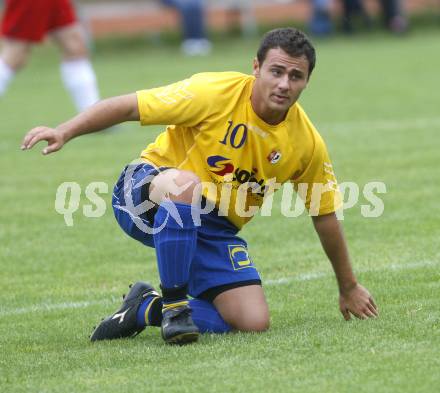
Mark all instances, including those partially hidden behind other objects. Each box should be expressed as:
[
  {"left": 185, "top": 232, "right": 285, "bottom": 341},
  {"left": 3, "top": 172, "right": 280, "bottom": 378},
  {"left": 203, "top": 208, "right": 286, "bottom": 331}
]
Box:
[{"left": 339, "top": 283, "right": 378, "bottom": 321}]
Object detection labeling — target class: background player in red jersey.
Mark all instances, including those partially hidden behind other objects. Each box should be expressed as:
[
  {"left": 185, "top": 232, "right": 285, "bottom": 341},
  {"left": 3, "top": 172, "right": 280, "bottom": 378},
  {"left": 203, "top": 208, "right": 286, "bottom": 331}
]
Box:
[{"left": 0, "top": 0, "right": 99, "bottom": 112}]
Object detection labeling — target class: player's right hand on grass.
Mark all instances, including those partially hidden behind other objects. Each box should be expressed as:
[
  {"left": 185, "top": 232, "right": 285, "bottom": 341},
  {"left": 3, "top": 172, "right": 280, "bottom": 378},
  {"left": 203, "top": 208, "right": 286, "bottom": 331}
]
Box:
[
  {"left": 339, "top": 283, "right": 378, "bottom": 321},
  {"left": 21, "top": 126, "right": 66, "bottom": 155}
]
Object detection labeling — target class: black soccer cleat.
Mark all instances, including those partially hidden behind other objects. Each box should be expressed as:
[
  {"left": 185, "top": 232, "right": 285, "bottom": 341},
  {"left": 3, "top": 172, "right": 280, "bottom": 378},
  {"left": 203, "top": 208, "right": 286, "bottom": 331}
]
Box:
[
  {"left": 90, "top": 282, "right": 159, "bottom": 342},
  {"left": 161, "top": 305, "right": 200, "bottom": 345}
]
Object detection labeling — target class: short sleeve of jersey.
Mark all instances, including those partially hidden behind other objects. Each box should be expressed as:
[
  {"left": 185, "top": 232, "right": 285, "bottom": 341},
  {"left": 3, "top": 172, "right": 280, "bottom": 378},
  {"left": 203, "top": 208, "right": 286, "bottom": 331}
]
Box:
[
  {"left": 137, "top": 74, "right": 215, "bottom": 127},
  {"left": 292, "top": 133, "right": 343, "bottom": 216}
]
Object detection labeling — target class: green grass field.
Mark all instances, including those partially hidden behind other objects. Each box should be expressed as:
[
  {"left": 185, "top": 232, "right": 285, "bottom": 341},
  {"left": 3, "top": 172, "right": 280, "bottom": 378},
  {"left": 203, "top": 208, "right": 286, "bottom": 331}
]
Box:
[{"left": 1, "top": 28, "right": 439, "bottom": 392}]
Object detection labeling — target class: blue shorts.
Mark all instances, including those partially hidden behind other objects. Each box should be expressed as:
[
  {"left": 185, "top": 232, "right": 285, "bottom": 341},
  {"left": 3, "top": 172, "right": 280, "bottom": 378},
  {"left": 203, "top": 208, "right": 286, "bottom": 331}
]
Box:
[{"left": 112, "top": 162, "right": 261, "bottom": 300}]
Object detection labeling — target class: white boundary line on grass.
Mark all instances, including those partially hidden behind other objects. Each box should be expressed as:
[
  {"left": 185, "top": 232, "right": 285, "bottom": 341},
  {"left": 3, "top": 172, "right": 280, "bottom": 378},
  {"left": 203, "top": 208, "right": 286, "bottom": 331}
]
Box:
[
  {"left": 0, "top": 299, "right": 114, "bottom": 317},
  {"left": 0, "top": 260, "right": 438, "bottom": 318},
  {"left": 264, "top": 260, "right": 439, "bottom": 286}
]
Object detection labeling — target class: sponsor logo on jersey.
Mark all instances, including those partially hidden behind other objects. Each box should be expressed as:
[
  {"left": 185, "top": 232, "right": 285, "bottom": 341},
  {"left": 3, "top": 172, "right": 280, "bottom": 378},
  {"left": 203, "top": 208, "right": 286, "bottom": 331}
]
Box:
[
  {"left": 207, "top": 155, "right": 235, "bottom": 176},
  {"left": 207, "top": 156, "right": 268, "bottom": 197},
  {"left": 267, "top": 150, "right": 282, "bottom": 164},
  {"left": 233, "top": 167, "right": 266, "bottom": 196}
]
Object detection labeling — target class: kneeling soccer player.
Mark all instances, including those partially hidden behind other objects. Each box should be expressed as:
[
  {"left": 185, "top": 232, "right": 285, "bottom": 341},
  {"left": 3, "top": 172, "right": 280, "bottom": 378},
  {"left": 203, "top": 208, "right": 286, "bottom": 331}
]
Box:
[{"left": 21, "top": 27, "right": 378, "bottom": 345}]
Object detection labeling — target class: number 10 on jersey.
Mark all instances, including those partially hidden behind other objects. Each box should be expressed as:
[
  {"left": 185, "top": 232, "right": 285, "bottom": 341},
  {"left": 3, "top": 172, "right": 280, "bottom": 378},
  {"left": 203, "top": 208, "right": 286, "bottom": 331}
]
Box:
[{"left": 219, "top": 121, "right": 248, "bottom": 149}]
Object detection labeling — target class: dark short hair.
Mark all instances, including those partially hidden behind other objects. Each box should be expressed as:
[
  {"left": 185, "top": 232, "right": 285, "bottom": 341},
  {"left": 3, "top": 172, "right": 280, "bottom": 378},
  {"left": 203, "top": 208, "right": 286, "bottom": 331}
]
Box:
[{"left": 257, "top": 27, "right": 316, "bottom": 77}]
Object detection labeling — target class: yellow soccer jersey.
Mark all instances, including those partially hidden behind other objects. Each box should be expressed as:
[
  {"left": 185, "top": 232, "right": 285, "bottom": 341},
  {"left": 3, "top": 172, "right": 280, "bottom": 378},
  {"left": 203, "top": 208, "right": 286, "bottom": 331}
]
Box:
[{"left": 137, "top": 72, "right": 342, "bottom": 229}]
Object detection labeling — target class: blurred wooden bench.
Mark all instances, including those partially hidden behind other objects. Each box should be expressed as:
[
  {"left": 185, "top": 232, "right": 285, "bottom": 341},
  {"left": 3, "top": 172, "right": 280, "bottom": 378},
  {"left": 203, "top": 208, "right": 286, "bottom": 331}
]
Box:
[{"left": 78, "top": 0, "right": 309, "bottom": 38}]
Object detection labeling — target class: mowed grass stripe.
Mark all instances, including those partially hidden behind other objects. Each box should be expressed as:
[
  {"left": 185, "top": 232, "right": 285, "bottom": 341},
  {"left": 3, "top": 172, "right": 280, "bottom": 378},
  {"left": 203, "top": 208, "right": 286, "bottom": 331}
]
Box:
[
  {"left": 0, "top": 260, "right": 437, "bottom": 317},
  {"left": 320, "top": 116, "right": 440, "bottom": 132}
]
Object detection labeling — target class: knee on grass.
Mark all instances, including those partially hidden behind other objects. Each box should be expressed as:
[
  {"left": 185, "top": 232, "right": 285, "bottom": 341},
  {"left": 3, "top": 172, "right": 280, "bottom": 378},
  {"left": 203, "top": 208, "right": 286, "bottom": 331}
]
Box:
[{"left": 229, "top": 310, "right": 270, "bottom": 333}]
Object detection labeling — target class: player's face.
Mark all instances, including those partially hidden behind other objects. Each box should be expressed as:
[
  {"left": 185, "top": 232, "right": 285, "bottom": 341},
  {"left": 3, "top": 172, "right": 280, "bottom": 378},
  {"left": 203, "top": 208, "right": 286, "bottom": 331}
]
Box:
[{"left": 252, "top": 48, "right": 310, "bottom": 124}]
